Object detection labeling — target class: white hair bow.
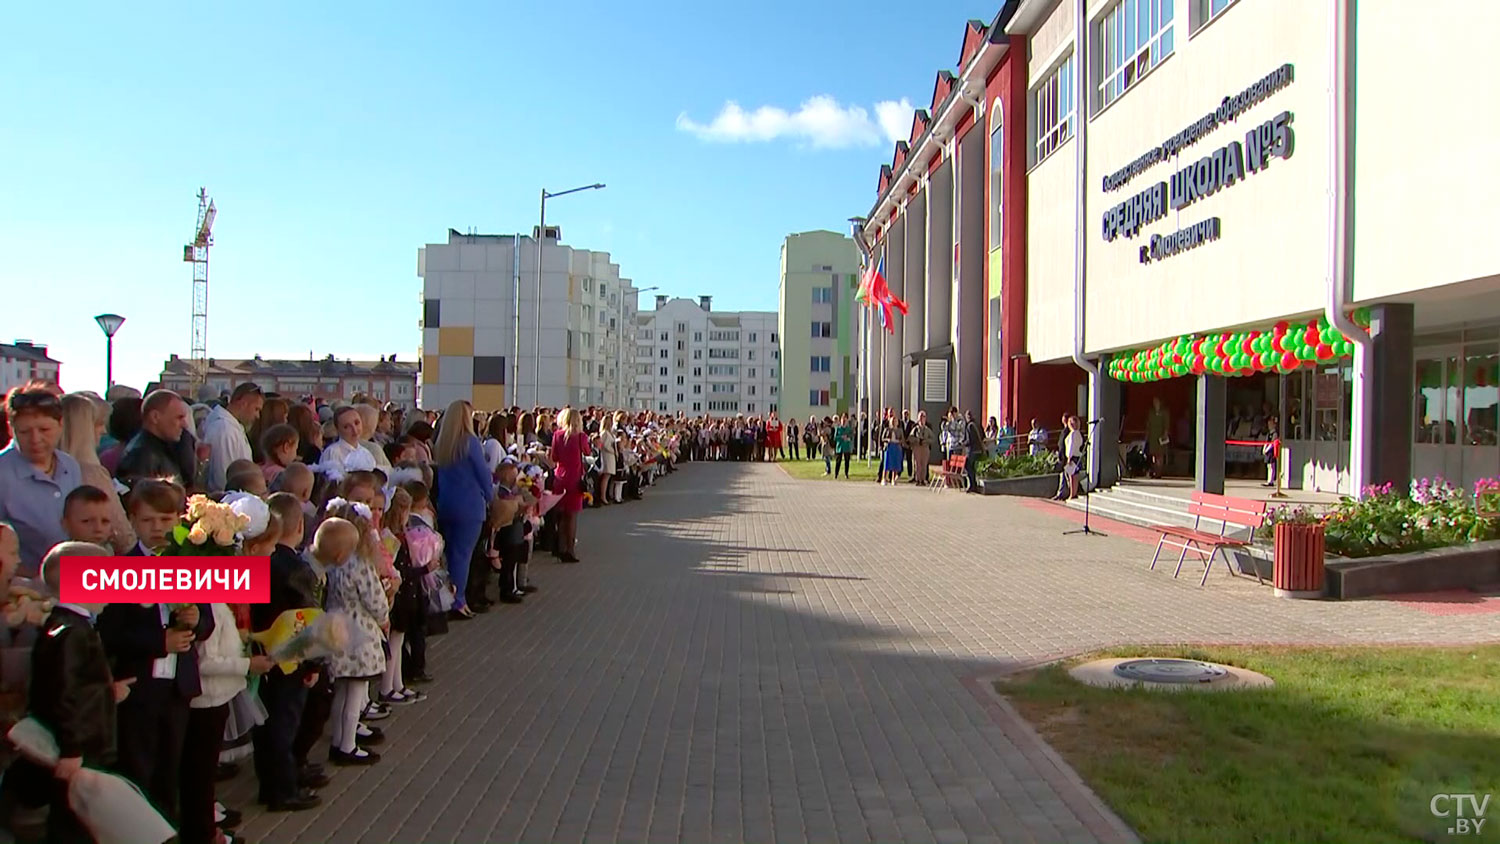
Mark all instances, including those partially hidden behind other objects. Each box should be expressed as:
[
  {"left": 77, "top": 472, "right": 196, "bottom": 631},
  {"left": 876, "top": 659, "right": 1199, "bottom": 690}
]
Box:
[{"left": 223, "top": 493, "right": 271, "bottom": 538}]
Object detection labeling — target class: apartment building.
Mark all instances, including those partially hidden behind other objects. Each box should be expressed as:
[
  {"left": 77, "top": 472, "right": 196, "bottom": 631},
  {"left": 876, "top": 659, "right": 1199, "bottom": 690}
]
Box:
[
  {"left": 417, "top": 228, "right": 639, "bottom": 411},
  {"left": 632, "top": 296, "right": 779, "bottom": 417},
  {"left": 778, "top": 231, "right": 863, "bottom": 422}
]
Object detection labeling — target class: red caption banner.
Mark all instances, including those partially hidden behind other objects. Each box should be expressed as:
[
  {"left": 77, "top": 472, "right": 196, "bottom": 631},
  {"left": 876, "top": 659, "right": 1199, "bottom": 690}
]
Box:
[{"left": 59, "top": 556, "right": 271, "bottom": 603}]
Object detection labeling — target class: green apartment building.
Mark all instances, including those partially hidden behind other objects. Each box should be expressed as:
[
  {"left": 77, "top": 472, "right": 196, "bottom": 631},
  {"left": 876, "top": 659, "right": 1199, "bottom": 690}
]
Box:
[{"left": 778, "top": 231, "right": 862, "bottom": 424}]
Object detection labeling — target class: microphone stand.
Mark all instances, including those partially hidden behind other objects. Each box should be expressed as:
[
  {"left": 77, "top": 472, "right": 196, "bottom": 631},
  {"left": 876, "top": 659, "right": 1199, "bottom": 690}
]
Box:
[{"left": 1063, "top": 418, "right": 1107, "bottom": 537}]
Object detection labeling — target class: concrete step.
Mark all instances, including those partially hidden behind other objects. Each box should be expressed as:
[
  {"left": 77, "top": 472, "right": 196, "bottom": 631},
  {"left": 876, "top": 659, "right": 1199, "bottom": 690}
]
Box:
[{"left": 1062, "top": 485, "right": 1254, "bottom": 540}]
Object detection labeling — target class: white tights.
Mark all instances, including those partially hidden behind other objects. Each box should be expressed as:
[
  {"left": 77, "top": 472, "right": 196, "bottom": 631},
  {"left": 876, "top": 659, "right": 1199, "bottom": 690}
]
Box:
[
  {"left": 380, "top": 631, "right": 405, "bottom": 698},
  {"left": 330, "top": 678, "right": 369, "bottom": 754}
]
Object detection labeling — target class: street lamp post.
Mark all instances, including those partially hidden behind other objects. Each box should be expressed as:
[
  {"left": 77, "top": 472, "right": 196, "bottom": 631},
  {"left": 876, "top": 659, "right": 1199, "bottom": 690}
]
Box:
[
  {"left": 535, "top": 182, "right": 606, "bottom": 408},
  {"left": 93, "top": 313, "right": 125, "bottom": 391}
]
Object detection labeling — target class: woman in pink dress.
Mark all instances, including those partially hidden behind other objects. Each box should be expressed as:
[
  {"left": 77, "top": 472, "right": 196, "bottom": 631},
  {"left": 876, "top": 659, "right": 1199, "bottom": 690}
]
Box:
[{"left": 549, "top": 407, "right": 591, "bottom": 562}]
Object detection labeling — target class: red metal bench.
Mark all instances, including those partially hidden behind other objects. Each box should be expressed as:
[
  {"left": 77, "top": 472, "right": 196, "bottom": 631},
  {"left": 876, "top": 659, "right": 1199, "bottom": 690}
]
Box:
[{"left": 1149, "top": 491, "right": 1267, "bottom": 586}]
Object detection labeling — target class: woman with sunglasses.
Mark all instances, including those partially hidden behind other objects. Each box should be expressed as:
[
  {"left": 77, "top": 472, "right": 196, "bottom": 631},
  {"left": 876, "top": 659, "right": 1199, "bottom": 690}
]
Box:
[{"left": 0, "top": 382, "right": 81, "bottom": 575}]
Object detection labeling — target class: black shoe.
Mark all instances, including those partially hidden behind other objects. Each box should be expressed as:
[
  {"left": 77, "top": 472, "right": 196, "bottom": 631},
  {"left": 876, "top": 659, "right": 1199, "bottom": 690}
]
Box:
[
  {"left": 500, "top": 592, "right": 524, "bottom": 604},
  {"left": 269, "top": 791, "right": 323, "bottom": 812},
  {"left": 520, "top": 584, "right": 539, "bottom": 594},
  {"left": 218, "top": 807, "right": 243, "bottom": 829},
  {"left": 298, "top": 769, "right": 332, "bottom": 789},
  {"left": 559, "top": 553, "right": 580, "bottom": 563},
  {"left": 216, "top": 762, "right": 240, "bottom": 782},
  {"left": 329, "top": 747, "right": 381, "bottom": 766}
]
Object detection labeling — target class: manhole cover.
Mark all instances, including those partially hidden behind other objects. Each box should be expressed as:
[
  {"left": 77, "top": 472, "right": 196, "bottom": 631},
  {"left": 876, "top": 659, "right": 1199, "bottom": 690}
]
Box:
[{"left": 1112, "top": 658, "right": 1229, "bottom": 684}]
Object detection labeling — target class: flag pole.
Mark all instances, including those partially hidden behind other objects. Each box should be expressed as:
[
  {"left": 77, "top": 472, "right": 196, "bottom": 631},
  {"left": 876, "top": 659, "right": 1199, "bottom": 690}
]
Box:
[{"left": 849, "top": 216, "right": 871, "bottom": 466}]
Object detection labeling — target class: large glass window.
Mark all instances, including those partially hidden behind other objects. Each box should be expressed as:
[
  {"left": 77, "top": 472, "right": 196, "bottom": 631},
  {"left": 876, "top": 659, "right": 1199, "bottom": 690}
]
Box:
[
  {"left": 989, "top": 101, "right": 1004, "bottom": 250},
  {"left": 1032, "top": 54, "right": 1074, "bottom": 164},
  {"left": 1098, "top": 0, "right": 1174, "bottom": 109},
  {"left": 1466, "top": 343, "right": 1500, "bottom": 446}
]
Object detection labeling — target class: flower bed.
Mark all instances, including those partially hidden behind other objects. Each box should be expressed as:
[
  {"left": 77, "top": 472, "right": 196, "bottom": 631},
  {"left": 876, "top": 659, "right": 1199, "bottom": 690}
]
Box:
[
  {"left": 1259, "top": 478, "right": 1500, "bottom": 559},
  {"left": 978, "top": 452, "right": 1057, "bottom": 480}
]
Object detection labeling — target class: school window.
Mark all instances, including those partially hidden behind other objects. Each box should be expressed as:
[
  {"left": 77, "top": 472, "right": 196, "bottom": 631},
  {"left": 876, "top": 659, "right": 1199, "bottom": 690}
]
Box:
[
  {"left": 771, "top": 385, "right": 778, "bottom": 395},
  {"left": 693, "top": 384, "right": 701, "bottom": 394},
  {"left": 1032, "top": 54, "right": 1074, "bottom": 166},
  {"left": 694, "top": 331, "right": 702, "bottom": 342},
  {"left": 659, "top": 349, "right": 668, "bottom": 359},
  {"left": 749, "top": 332, "right": 757, "bottom": 342},
  {"left": 770, "top": 332, "right": 777, "bottom": 344},
  {"left": 694, "top": 349, "right": 703, "bottom": 359},
  {"left": 676, "top": 375, "right": 684, "bottom": 385},
  {"left": 692, "top": 402, "right": 701, "bottom": 411},
  {"left": 771, "top": 403, "right": 777, "bottom": 413},
  {"left": 693, "top": 367, "right": 702, "bottom": 376},
  {"left": 660, "top": 331, "right": 669, "bottom": 341},
  {"left": 749, "top": 368, "right": 756, "bottom": 378},
  {"left": 659, "top": 366, "right": 668, "bottom": 376},
  {"left": 748, "top": 403, "right": 756, "bottom": 413},
  {"left": 712, "top": 383, "right": 736, "bottom": 393},
  {"left": 599, "top": 282, "right": 607, "bottom": 295},
  {"left": 811, "top": 356, "right": 831, "bottom": 373},
  {"left": 811, "top": 321, "right": 832, "bottom": 338},
  {"left": 658, "top": 384, "right": 667, "bottom": 393},
  {"left": 1191, "top": 0, "right": 1238, "bottom": 31},
  {"left": 597, "top": 364, "right": 605, "bottom": 377},
  {"left": 747, "top": 351, "right": 755, "bottom": 360},
  {"left": 749, "top": 385, "right": 756, "bottom": 395},
  {"left": 677, "top": 340, "right": 684, "bottom": 351},
  {"left": 1098, "top": 0, "right": 1174, "bottom": 110},
  {"left": 812, "top": 287, "right": 833, "bottom": 304},
  {"left": 676, "top": 322, "right": 687, "bottom": 333},
  {"left": 659, "top": 402, "right": 667, "bottom": 411},
  {"left": 676, "top": 393, "right": 684, "bottom": 402}
]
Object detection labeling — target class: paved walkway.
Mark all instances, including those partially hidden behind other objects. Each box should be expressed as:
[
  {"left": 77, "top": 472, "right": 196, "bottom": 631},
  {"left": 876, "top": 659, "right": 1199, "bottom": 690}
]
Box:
[{"left": 230, "top": 462, "right": 1497, "bottom": 843}]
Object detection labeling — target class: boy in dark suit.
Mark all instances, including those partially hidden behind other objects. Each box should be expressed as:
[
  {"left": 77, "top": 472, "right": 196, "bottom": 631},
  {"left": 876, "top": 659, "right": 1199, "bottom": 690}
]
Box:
[
  {"left": 252, "top": 493, "right": 324, "bottom": 811},
  {"left": 96, "top": 599, "right": 213, "bottom": 823},
  {"left": 30, "top": 542, "right": 122, "bottom": 843}
]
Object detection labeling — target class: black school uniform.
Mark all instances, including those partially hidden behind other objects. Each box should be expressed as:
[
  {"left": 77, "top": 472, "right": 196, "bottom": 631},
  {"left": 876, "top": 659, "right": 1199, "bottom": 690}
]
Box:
[
  {"left": 28, "top": 606, "right": 115, "bottom": 843},
  {"left": 252, "top": 544, "right": 319, "bottom": 805}
]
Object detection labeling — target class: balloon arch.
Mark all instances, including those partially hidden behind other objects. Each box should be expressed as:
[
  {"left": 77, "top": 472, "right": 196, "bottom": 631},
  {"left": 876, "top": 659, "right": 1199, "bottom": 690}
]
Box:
[{"left": 1106, "top": 308, "right": 1374, "bottom": 383}]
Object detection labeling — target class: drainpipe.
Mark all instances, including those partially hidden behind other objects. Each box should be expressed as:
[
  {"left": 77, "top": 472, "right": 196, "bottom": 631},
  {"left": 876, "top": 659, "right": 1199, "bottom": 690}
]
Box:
[
  {"left": 1323, "top": 0, "right": 1370, "bottom": 495},
  {"left": 1070, "top": 0, "right": 1102, "bottom": 485}
]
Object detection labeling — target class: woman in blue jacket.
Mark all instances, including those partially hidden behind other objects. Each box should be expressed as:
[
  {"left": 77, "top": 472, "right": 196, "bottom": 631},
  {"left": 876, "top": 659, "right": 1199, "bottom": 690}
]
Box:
[{"left": 432, "top": 399, "right": 493, "bottom": 619}]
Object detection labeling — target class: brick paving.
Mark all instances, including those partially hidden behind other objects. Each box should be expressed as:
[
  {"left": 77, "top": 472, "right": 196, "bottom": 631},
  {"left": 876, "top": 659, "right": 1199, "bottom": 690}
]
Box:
[{"left": 228, "top": 462, "right": 1498, "bottom": 843}]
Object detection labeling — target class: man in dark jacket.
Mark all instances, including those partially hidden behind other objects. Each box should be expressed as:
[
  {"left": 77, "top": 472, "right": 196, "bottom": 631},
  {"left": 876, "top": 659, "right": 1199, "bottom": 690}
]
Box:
[
  {"left": 115, "top": 390, "right": 204, "bottom": 491},
  {"left": 964, "top": 411, "right": 984, "bottom": 493},
  {"left": 96, "top": 601, "right": 213, "bottom": 823}
]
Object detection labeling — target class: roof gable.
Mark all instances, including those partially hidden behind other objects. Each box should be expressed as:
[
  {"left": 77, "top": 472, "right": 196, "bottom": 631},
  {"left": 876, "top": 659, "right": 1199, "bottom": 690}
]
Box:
[
  {"left": 892, "top": 140, "right": 909, "bottom": 172},
  {"left": 958, "top": 19, "right": 989, "bottom": 69},
  {"left": 878, "top": 164, "right": 892, "bottom": 196},
  {"left": 908, "top": 109, "right": 930, "bottom": 146},
  {"left": 931, "top": 70, "right": 956, "bottom": 114}
]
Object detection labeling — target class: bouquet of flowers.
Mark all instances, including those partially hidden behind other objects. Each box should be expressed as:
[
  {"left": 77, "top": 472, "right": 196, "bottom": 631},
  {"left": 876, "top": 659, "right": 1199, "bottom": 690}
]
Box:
[
  {"left": 7, "top": 718, "right": 176, "bottom": 844},
  {"left": 248, "top": 608, "right": 359, "bottom": 675},
  {"left": 407, "top": 526, "right": 445, "bottom": 572},
  {"left": 159, "top": 495, "right": 249, "bottom": 557}
]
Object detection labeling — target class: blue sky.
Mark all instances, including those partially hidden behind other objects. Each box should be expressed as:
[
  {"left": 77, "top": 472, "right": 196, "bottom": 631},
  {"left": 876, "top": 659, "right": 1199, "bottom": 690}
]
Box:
[{"left": 2, "top": 0, "right": 992, "bottom": 392}]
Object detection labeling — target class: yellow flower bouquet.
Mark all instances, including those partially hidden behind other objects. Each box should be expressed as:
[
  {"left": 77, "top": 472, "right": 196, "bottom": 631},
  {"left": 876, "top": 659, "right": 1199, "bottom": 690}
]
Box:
[{"left": 158, "top": 495, "right": 250, "bottom": 557}]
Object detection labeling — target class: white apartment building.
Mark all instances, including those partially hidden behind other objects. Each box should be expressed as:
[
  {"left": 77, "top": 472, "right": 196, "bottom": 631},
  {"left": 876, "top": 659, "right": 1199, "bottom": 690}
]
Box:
[
  {"left": 0, "top": 341, "right": 61, "bottom": 394},
  {"left": 632, "top": 296, "right": 780, "bottom": 416},
  {"left": 417, "top": 228, "right": 639, "bottom": 411}
]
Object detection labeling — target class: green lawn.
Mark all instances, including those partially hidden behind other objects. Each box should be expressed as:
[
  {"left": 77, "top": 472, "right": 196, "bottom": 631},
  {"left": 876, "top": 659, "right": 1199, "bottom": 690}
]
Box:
[
  {"left": 1001, "top": 645, "right": 1500, "bottom": 844},
  {"left": 777, "top": 457, "right": 882, "bottom": 482}
]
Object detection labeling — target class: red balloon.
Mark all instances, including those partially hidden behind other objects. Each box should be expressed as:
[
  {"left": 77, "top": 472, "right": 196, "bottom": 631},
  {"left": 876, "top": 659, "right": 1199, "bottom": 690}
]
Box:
[
  {"left": 1273, "top": 321, "right": 1290, "bottom": 334},
  {"left": 1241, "top": 336, "right": 1255, "bottom": 356},
  {"left": 1281, "top": 352, "right": 1299, "bottom": 370},
  {"left": 1271, "top": 333, "right": 1285, "bottom": 354},
  {"left": 1315, "top": 344, "right": 1334, "bottom": 360}
]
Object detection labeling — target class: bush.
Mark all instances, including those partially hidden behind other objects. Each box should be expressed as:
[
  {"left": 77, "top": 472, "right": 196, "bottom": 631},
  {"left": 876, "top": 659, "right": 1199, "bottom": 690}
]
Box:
[
  {"left": 979, "top": 451, "right": 1057, "bottom": 480},
  {"left": 1317, "top": 479, "right": 1499, "bottom": 558}
]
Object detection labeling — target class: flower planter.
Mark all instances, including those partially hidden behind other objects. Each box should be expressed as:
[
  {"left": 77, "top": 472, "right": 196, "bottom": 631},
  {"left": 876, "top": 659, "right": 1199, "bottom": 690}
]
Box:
[{"left": 1273, "top": 522, "right": 1325, "bottom": 598}]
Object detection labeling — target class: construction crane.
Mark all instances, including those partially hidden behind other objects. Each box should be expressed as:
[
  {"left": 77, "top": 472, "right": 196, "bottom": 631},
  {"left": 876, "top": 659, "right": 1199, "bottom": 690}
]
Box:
[{"left": 183, "top": 188, "right": 216, "bottom": 388}]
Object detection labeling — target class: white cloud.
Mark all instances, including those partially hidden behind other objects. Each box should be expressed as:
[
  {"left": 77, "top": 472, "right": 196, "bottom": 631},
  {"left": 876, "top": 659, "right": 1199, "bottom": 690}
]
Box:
[{"left": 676, "top": 96, "right": 914, "bottom": 149}]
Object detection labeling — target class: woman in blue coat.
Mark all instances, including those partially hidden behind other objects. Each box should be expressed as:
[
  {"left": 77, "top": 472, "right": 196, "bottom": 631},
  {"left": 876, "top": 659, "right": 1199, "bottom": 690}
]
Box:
[{"left": 432, "top": 399, "right": 493, "bottom": 619}]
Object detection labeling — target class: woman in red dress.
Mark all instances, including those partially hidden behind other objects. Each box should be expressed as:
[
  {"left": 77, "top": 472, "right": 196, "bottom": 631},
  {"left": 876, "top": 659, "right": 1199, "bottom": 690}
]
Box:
[
  {"left": 765, "top": 411, "right": 784, "bottom": 462},
  {"left": 549, "top": 407, "right": 591, "bottom": 562}
]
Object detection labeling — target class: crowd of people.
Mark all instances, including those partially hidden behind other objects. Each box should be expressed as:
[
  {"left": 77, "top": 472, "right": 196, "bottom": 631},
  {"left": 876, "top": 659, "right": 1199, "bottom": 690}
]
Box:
[{"left": 0, "top": 379, "right": 701, "bottom": 844}]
